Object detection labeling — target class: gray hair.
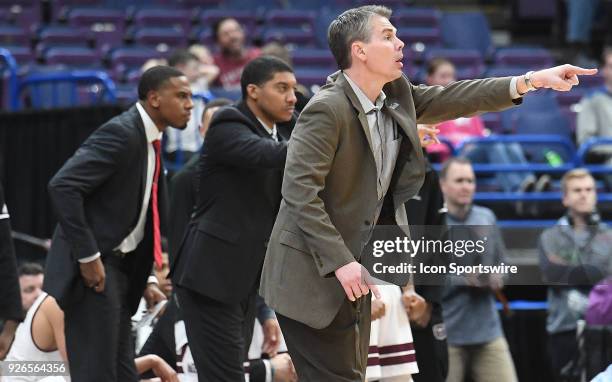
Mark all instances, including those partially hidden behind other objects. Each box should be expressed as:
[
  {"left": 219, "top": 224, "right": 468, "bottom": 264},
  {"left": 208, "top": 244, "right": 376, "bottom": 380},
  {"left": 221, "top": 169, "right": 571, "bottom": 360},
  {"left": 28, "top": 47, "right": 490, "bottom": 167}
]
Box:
[{"left": 327, "top": 5, "right": 392, "bottom": 70}]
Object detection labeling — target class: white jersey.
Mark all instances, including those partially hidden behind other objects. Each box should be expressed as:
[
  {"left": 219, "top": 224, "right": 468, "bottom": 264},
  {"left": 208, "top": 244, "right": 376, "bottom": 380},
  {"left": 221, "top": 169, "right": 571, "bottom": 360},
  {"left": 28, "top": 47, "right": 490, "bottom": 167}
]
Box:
[
  {"left": 366, "top": 284, "right": 418, "bottom": 382},
  {"left": 4, "top": 292, "right": 68, "bottom": 382}
]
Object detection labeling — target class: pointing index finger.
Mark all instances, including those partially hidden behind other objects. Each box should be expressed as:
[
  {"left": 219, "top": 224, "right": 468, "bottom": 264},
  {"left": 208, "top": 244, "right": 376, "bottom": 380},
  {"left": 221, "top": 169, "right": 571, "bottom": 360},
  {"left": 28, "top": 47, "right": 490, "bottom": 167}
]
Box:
[{"left": 569, "top": 66, "right": 598, "bottom": 76}]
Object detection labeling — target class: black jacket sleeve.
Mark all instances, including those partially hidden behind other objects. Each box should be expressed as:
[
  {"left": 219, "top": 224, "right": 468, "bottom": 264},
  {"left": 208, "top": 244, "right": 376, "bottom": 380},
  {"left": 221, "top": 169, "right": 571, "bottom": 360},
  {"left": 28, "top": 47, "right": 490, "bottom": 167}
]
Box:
[
  {"left": 204, "top": 111, "right": 287, "bottom": 169},
  {"left": 47, "top": 123, "right": 132, "bottom": 260},
  {"left": 0, "top": 182, "right": 23, "bottom": 321}
]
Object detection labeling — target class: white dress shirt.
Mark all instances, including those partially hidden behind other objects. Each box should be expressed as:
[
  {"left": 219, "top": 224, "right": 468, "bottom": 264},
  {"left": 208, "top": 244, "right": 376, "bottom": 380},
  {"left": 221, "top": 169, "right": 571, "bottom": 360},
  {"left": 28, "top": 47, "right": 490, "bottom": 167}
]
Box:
[
  {"left": 79, "top": 102, "right": 163, "bottom": 263},
  {"left": 256, "top": 117, "right": 278, "bottom": 142}
]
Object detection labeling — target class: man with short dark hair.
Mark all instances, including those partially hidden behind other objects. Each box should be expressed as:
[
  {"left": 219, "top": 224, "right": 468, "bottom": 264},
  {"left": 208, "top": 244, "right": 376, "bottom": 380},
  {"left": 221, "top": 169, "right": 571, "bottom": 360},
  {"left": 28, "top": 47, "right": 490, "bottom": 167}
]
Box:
[
  {"left": 259, "top": 5, "right": 595, "bottom": 380},
  {"left": 170, "top": 55, "right": 297, "bottom": 380},
  {"left": 17, "top": 262, "right": 44, "bottom": 312},
  {"left": 212, "top": 17, "right": 261, "bottom": 90},
  {"left": 44, "top": 65, "right": 193, "bottom": 382}
]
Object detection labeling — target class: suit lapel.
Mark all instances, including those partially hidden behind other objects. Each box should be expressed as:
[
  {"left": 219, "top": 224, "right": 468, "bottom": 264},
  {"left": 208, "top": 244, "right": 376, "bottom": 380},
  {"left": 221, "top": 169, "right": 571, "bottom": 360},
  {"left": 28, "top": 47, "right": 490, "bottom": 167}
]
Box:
[
  {"left": 129, "top": 105, "right": 149, "bottom": 211},
  {"left": 336, "top": 73, "right": 376, "bottom": 157},
  {"left": 384, "top": 101, "right": 424, "bottom": 163},
  {"left": 237, "top": 101, "right": 275, "bottom": 140}
]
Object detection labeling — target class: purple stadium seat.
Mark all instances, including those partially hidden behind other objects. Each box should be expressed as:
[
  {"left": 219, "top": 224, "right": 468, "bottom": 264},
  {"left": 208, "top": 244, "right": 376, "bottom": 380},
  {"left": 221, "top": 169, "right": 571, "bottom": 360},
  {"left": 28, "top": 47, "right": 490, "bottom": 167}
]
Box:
[
  {"left": 356, "top": 0, "right": 404, "bottom": 8},
  {"left": 440, "top": 12, "right": 494, "bottom": 58},
  {"left": 44, "top": 46, "right": 100, "bottom": 67},
  {"left": 516, "top": 0, "right": 557, "bottom": 19},
  {"left": 190, "top": 26, "right": 215, "bottom": 47},
  {"left": 555, "top": 89, "right": 587, "bottom": 108},
  {"left": 1, "top": 45, "right": 33, "bottom": 64},
  {"left": 481, "top": 113, "right": 503, "bottom": 134},
  {"left": 109, "top": 46, "right": 163, "bottom": 82},
  {"left": 67, "top": 8, "right": 126, "bottom": 53},
  {"left": 264, "top": 10, "right": 316, "bottom": 31},
  {"left": 132, "top": 27, "right": 188, "bottom": 50},
  {"left": 199, "top": 10, "right": 257, "bottom": 35},
  {"left": 39, "top": 25, "right": 95, "bottom": 46},
  {"left": 560, "top": 107, "right": 577, "bottom": 133},
  {"left": 294, "top": 67, "right": 329, "bottom": 88},
  {"left": 494, "top": 48, "right": 554, "bottom": 69},
  {"left": 397, "top": 27, "right": 441, "bottom": 53},
  {"left": 579, "top": 74, "right": 605, "bottom": 89},
  {"left": 423, "top": 48, "right": 485, "bottom": 79},
  {"left": 0, "top": 24, "right": 29, "bottom": 45},
  {"left": 484, "top": 66, "right": 527, "bottom": 77},
  {"left": 391, "top": 8, "right": 441, "bottom": 29},
  {"left": 0, "top": 4, "right": 40, "bottom": 29},
  {"left": 291, "top": 48, "right": 335, "bottom": 69},
  {"left": 262, "top": 28, "right": 316, "bottom": 48},
  {"left": 132, "top": 8, "right": 194, "bottom": 34}
]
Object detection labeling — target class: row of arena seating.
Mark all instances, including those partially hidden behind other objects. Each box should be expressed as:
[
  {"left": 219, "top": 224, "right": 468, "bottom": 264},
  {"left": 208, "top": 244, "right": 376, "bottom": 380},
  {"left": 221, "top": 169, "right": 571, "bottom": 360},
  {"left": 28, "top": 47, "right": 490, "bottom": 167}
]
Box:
[{"left": 0, "top": 9, "right": 506, "bottom": 58}]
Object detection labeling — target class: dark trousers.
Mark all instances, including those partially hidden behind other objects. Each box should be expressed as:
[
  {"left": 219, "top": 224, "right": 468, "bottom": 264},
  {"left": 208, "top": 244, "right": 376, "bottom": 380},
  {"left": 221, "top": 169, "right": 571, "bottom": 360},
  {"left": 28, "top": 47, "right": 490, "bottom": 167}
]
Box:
[
  {"left": 277, "top": 294, "right": 371, "bottom": 382},
  {"left": 548, "top": 330, "right": 579, "bottom": 382},
  {"left": 411, "top": 319, "right": 449, "bottom": 382},
  {"left": 64, "top": 254, "right": 138, "bottom": 382},
  {"left": 176, "top": 286, "right": 256, "bottom": 382}
]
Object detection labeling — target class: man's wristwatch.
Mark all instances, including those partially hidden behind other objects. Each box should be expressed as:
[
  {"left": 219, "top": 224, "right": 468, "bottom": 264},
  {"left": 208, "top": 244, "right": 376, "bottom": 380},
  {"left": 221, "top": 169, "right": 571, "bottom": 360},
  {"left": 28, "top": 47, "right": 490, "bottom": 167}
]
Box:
[{"left": 524, "top": 71, "right": 537, "bottom": 92}]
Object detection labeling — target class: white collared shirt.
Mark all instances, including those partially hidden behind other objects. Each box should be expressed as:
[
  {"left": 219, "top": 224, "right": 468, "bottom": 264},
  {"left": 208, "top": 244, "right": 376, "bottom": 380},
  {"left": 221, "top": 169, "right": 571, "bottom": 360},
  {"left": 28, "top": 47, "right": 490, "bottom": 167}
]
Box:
[
  {"left": 256, "top": 117, "right": 278, "bottom": 142},
  {"left": 79, "top": 102, "right": 163, "bottom": 263},
  {"left": 344, "top": 73, "right": 400, "bottom": 201}
]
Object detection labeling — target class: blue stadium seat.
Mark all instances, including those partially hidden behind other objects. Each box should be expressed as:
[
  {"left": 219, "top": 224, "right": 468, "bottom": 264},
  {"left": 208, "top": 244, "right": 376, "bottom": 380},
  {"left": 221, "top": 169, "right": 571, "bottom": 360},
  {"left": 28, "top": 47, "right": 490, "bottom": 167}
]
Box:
[
  {"left": 440, "top": 12, "right": 494, "bottom": 58},
  {"left": 209, "top": 87, "right": 241, "bottom": 101}
]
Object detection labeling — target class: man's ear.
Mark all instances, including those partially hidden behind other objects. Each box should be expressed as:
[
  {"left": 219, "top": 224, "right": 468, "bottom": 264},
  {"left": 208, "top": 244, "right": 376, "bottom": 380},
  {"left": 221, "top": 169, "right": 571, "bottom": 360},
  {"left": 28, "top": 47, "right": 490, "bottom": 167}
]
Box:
[
  {"left": 147, "top": 90, "right": 160, "bottom": 109},
  {"left": 351, "top": 42, "right": 366, "bottom": 63},
  {"left": 246, "top": 84, "right": 259, "bottom": 101}
]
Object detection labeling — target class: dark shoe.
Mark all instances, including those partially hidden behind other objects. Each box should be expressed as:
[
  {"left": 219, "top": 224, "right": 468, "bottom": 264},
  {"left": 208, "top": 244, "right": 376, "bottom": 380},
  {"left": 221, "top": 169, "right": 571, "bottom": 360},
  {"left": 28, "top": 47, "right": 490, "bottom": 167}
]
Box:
[
  {"left": 535, "top": 174, "right": 552, "bottom": 192},
  {"left": 515, "top": 175, "right": 536, "bottom": 216}
]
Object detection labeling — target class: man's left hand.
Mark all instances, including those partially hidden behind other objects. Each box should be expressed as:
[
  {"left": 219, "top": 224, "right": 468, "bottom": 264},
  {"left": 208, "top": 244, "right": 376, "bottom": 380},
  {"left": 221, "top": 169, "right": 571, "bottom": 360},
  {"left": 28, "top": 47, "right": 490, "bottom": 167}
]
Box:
[
  {"left": 402, "top": 289, "right": 432, "bottom": 328},
  {"left": 262, "top": 318, "right": 281, "bottom": 357},
  {"left": 143, "top": 283, "right": 167, "bottom": 309},
  {"left": 417, "top": 124, "right": 440, "bottom": 147},
  {"left": 524, "top": 65, "right": 598, "bottom": 92}
]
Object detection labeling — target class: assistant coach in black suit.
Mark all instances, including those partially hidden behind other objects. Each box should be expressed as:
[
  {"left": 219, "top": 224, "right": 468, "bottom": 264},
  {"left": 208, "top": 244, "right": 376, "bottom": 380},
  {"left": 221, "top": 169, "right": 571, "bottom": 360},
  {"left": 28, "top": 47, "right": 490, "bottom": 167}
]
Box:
[
  {"left": 0, "top": 182, "right": 22, "bottom": 359},
  {"left": 170, "top": 56, "right": 297, "bottom": 381},
  {"left": 44, "top": 66, "right": 193, "bottom": 382}
]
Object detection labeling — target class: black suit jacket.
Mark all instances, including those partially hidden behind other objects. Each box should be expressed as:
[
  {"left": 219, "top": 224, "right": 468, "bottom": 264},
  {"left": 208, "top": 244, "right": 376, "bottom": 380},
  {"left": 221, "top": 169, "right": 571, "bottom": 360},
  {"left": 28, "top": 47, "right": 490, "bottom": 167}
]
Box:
[
  {"left": 44, "top": 105, "right": 168, "bottom": 312},
  {"left": 170, "top": 101, "right": 293, "bottom": 303},
  {"left": 0, "top": 182, "right": 23, "bottom": 322}
]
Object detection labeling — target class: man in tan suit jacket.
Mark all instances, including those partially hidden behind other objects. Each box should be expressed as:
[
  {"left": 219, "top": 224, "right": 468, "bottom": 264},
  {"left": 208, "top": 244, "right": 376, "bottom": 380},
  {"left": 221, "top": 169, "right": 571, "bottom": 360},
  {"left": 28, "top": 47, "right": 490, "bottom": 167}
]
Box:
[{"left": 260, "top": 5, "right": 596, "bottom": 381}]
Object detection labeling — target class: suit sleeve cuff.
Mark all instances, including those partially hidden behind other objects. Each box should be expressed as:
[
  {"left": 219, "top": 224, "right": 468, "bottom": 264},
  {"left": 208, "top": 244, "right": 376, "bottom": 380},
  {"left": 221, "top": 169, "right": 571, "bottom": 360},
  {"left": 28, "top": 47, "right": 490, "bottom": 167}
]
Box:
[
  {"left": 509, "top": 77, "right": 522, "bottom": 99},
  {"left": 147, "top": 275, "right": 159, "bottom": 284},
  {"left": 263, "top": 359, "right": 273, "bottom": 382},
  {"left": 78, "top": 252, "right": 101, "bottom": 263}
]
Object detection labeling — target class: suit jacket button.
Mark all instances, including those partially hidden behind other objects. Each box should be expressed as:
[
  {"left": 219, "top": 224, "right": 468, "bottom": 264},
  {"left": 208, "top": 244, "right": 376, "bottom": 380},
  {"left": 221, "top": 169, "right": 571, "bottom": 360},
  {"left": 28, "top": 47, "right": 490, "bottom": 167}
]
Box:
[{"left": 364, "top": 220, "right": 371, "bottom": 226}]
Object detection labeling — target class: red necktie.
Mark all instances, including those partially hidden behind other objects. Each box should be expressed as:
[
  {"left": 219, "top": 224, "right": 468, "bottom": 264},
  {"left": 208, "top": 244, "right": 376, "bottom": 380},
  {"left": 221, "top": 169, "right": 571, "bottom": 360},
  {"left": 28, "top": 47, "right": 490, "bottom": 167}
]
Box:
[{"left": 151, "top": 139, "right": 163, "bottom": 270}]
